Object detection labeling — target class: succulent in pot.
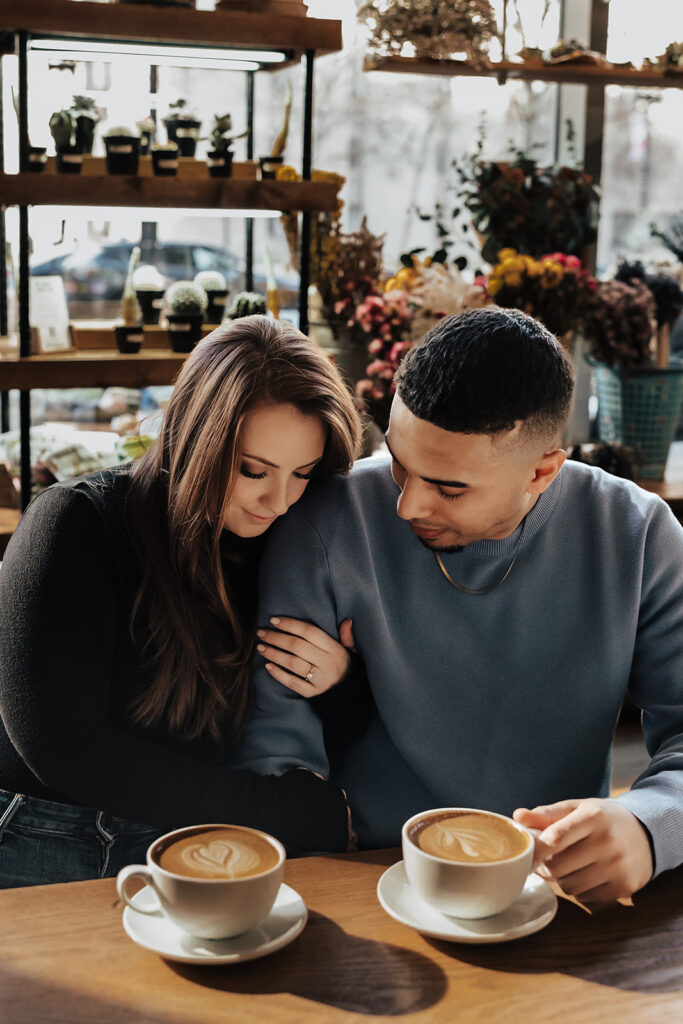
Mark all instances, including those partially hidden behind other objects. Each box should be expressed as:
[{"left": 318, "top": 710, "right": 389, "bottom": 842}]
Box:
[
  {"left": 116, "top": 247, "right": 144, "bottom": 354},
  {"left": 49, "top": 108, "right": 83, "bottom": 174},
  {"left": 164, "top": 280, "right": 208, "bottom": 352},
  {"left": 151, "top": 141, "right": 179, "bottom": 177},
  {"left": 133, "top": 264, "right": 167, "bottom": 325},
  {"left": 206, "top": 113, "right": 248, "bottom": 178},
  {"left": 163, "top": 99, "right": 201, "bottom": 158},
  {"left": 225, "top": 291, "right": 268, "bottom": 320},
  {"left": 103, "top": 125, "right": 141, "bottom": 175},
  {"left": 194, "top": 270, "right": 229, "bottom": 323},
  {"left": 136, "top": 115, "right": 156, "bottom": 156},
  {"left": 71, "top": 95, "right": 101, "bottom": 154}
]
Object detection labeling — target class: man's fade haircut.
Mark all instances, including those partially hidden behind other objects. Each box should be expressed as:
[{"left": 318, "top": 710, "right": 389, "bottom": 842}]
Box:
[{"left": 394, "top": 307, "right": 575, "bottom": 446}]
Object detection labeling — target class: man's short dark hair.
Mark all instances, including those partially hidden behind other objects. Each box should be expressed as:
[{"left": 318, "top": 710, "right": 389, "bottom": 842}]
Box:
[{"left": 395, "top": 307, "right": 575, "bottom": 444}]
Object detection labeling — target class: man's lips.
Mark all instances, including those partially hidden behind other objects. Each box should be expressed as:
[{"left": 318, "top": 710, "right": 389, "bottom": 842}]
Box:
[{"left": 410, "top": 523, "right": 446, "bottom": 539}]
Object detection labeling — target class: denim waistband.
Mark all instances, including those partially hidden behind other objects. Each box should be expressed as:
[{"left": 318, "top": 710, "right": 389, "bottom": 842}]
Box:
[{"left": 0, "top": 789, "right": 158, "bottom": 836}]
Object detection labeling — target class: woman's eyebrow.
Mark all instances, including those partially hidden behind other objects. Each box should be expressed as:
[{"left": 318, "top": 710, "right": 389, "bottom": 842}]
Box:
[{"left": 242, "top": 453, "right": 322, "bottom": 470}]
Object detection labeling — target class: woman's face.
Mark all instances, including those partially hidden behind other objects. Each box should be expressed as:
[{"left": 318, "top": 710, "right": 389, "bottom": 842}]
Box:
[{"left": 222, "top": 401, "right": 326, "bottom": 537}]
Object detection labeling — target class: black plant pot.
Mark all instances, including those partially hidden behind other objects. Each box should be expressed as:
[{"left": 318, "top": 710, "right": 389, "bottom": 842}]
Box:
[
  {"left": 167, "top": 314, "right": 203, "bottom": 353},
  {"left": 104, "top": 136, "right": 140, "bottom": 175},
  {"left": 74, "top": 116, "right": 96, "bottom": 155},
  {"left": 115, "top": 325, "right": 144, "bottom": 354},
  {"left": 136, "top": 289, "right": 166, "bottom": 326},
  {"left": 151, "top": 149, "right": 179, "bottom": 176},
  {"left": 27, "top": 146, "right": 47, "bottom": 172},
  {"left": 163, "top": 117, "right": 201, "bottom": 158},
  {"left": 205, "top": 292, "right": 228, "bottom": 324},
  {"left": 207, "top": 149, "right": 233, "bottom": 178},
  {"left": 259, "top": 154, "right": 283, "bottom": 180},
  {"left": 139, "top": 130, "right": 153, "bottom": 156},
  {"left": 55, "top": 144, "right": 84, "bottom": 174}
]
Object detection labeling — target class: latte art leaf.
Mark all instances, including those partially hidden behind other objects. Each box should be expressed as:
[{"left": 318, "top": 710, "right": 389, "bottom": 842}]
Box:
[
  {"left": 415, "top": 814, "right": 528, "bottom": 863},
  {"left": 181, "top": 839, "right": 262, "bottom": 878},
  {"left": 431, "top": 822, "right": 510, "bottom": 861}
]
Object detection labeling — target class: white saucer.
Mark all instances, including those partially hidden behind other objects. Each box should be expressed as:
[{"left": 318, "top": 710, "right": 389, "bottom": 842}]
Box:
[
  {"left": 122, "top": 883, "right": 307, "bottom": 965},
  {"left": 377, "top": 861, "right": 557, "bottom": 944}
]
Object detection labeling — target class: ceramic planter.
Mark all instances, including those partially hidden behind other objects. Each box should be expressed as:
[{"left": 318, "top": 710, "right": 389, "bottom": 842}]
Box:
[
  {"left": 151, "top": 148, "right": 179, "bottom": 176},
  {"left": 115, "top": 325, "right": 144, "bottom": 354},
  {"left": 104, "top": 135, "right": 141, "bottom": 175},
  {"left": 167, "top": 314, "right": 203, "bottom": 352},
  {"left": 136, "top": 289, "right": 166, "bottom": 326},
  {"left": 259, "top": 155, "right": 283, "bottom": 180},
  {"left": 207, "top": 149, "right": 233, "bottom": 178},
  {"left": 27, "top": 146, "right": 47, "bottom": 172},
  {"left": 55, "top": 144, "right": 84, "bottom": 174},
  {"left": 163, "top": 117, "right": 201, "bottom": 158}
]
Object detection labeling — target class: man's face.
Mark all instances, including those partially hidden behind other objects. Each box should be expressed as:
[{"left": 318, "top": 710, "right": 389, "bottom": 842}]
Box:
[{"left": 386, "top": 396, "right": 562, "bottom": 549}]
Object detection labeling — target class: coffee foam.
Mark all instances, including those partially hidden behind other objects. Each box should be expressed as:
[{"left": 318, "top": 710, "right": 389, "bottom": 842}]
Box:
[
  {"left": 409, "top": 811, "right": 529, "bottom": 864},
  {"left": 156, "top": 827, "right": 280, "bottom": 879}
]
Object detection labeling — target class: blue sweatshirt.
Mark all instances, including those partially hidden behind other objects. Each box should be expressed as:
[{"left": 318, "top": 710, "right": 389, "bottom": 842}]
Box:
[{"left": 237, "top": 457, "right": 683, "bottom": 872}]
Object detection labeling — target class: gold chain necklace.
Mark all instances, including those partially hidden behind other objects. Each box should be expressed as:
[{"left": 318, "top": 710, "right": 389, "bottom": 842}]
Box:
[{"left": 434, "top": 518, "right": 527, "bottom": 596}]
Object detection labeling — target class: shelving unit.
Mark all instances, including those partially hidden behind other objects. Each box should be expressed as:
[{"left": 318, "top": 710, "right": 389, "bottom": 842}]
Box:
[
  {"left": 0, "top": 0, "right": 342, "bottom": 510},
  {"left": 363, "top": 54, "right": 683, "bottom": 90}
]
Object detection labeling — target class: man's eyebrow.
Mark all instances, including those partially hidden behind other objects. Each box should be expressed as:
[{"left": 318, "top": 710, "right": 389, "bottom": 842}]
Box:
[
  {"left": 242, "top": 453, "right": 322, "bottom": 470},
  {"left": 384, "top": 435, "right": 469, "bottom": 489}
]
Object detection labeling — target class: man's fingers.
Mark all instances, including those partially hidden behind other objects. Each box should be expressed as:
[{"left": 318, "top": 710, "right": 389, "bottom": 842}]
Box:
[
  {"left": 537, "top": 804, "right": 601, "bottom": 859},
  {"left": 514, "top": 800, "right": 582, "bottom": 829},
  {"left": 339, "top": 618, "right": 355, "bottom": 650}
]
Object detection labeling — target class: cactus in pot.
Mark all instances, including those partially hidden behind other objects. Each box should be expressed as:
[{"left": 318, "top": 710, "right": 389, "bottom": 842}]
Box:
[
  {"left": 225, "top": 291, "right": 268, "bottom": 320},
  {"left": 194, "top": 270, "right": 228, "bottom": 324},
  {"left": 133, "top": 264, "right": 167, "bottom": 325},
  {"left": 165, "top": 280, "right": 208, "bottom": 352},
  {"left": 103, "top": 124, "right": 141, "bottom": 175}
]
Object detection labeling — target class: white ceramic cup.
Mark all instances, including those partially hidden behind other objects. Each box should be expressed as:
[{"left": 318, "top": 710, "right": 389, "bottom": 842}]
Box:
[
  {"left": 116, "top": 823, "right": 285, "bottom": 939},
  {"left": 402, "top": 807, "right": 535, "bottom": 919}
]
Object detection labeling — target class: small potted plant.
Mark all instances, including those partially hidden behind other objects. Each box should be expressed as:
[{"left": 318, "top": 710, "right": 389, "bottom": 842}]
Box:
[
  {"left": 71, "top": 95, "right": 101, "bottom": 154},
  {"left": 163, "top": 99, "right": 201, "bottom": 158},
  {"left": 133, "top": 264, "right": 167, "bottom": 325},
  {"left": 49, "top": 108, "right": 83, "bottom": 173},
  {"left": 151, "top": 141, "right": 179, "bottom": 177},
  {"left": 225, "top": 291, "right": 267, "bottom": 320},
  {"left": 194, "top": 270, "right": 228, "bottom": 324},
  {"left": 164, "top": 280, "right": 208, "bottom": 352},
  {"left": 103, "top": 125, "right": 141, "bottom": 175},
  {"left": 206, "top": 113, "right": 248, "bottom": 178},
  {"left": 136, "top": 115, "right": 156, "bottom": 156},
  {"left": 259, "top": 82, "right": 291, "bottom": 180},
  {"left": 115, "top": 247, "right": 144, "bottom": 354}
]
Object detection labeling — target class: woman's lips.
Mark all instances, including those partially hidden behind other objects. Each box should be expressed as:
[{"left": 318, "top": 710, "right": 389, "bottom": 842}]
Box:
[{"left": 245, "top": 510, "right": 275, "bottom": 524}]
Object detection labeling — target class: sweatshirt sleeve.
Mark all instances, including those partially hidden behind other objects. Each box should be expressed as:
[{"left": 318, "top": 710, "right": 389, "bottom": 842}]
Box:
[
  {"left": 235, "top": 506, "right": 340, "bottom": 778},
  {"left": 0, "top": 485, "right": 348, "bottom": 854},
  {"left": 616, "top": 499, "right": 683, "bottom": 876}
]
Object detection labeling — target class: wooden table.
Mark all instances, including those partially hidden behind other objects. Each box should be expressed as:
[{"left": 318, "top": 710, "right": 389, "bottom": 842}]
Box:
[
  {"left": 0, "top": 506, "right": 21, "bottom": 557},
  {"left": 2, "top": 848, "right": 683, "bottom": 1023}
]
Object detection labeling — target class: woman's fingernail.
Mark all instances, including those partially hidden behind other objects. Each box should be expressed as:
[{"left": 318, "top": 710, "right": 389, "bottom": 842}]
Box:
[
  {"left": 257, "top": 644, "right": 265, "bottom": 653},
  {"left": 265, "top": 663, "right": 273, "bottom": 671},
  {"left": 270, "top": 617, "right": 280, "bottom": 625},
  {"left": 257, "top": 630, "right": 265, "bottom": 638}
]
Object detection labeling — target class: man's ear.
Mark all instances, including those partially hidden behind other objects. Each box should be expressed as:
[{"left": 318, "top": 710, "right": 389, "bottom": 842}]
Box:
[{"left": 528, "top": 448, "right": 567, "bottom": 495}]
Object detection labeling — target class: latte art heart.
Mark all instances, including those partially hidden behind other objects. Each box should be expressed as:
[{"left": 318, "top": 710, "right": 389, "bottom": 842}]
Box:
[{"left": 182, "top": 840, "right": 261, "bottom": 878}]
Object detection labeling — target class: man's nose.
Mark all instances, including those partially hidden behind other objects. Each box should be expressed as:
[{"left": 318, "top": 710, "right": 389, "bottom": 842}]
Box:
[{"left": 396, "top": 476, "right": 433, "bottom": 521}]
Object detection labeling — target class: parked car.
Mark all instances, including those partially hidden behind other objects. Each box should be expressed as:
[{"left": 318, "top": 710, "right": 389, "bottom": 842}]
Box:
[{"left": 30, "top": 239, "right": 299, "bottom": 318}]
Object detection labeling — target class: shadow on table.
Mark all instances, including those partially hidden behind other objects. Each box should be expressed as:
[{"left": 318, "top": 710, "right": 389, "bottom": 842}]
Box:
[
  {"left": 432, "top": 875, "right": 683, "bottom": 995},
  {"left": 169, "top": 910, "right": 447, "bottom": 1016}
]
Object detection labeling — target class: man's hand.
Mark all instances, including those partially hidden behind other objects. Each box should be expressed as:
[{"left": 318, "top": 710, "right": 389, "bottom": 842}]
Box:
[{"left": 513, "top": 798, "right": 653, "bottom": 906}]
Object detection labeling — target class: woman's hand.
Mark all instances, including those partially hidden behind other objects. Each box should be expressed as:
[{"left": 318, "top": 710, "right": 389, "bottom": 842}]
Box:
[{"left": 256, "top": 616, "right": 355, "bottom": 697}]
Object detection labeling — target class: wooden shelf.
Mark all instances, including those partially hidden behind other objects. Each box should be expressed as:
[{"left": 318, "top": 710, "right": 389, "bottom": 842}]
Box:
[
  {"left": 0, "top": 507, "right": 21, "bottom": 558},
  {"left": 0, "top": 174, "right": 340, "bottom": 212},
  {"left": 363, "top": 54, "right": 683, "bottom": 90},
  {"left": 0, "top": 350, "right": 187, "bottom": 389},
  {"left": 0, "top": 0, "right": 342, "bottom": 57}
]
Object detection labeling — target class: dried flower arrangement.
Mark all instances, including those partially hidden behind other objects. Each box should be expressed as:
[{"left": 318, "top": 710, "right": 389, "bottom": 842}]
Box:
[
  {"left": 276, "top": 165, "right": 347, "bottom": 294},
  {"left": 357, "top": 0, "right": 498, "bottom": 62},
  {"left": 480, "top": 248, "right": 597, "bottom": 338},
  {"left": 645, "top": 42, "right": 683, "bottom": 71},
  {"left": 453, "top": 135, "right": 600, "bottom": 265},
  {"left": 583, "top": 279, "right": 657, "bottom": 370}
]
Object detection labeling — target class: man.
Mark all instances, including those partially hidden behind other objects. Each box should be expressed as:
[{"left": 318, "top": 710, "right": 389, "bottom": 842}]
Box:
[{"left": 239, "top": 307, "right": 683, "bottom": 905}]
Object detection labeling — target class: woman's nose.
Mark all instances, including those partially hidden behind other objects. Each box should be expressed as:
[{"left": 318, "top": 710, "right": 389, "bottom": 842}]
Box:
[{"left": 263, "top": 476, "right": 290, "bottom": 516}]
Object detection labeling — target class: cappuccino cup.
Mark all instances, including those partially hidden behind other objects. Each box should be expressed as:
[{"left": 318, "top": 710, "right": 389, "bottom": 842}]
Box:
[
  {"left": 116, "top": 824, "right": 285, "bottom": 939},
  {"left": 402, "top": 808, "right": 535, "bottom": 919}
]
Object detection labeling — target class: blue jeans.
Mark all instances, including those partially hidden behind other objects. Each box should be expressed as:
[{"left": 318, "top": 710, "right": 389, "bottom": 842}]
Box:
[{"left": 0, "top": 790, "right": 165, "bottom": 888}]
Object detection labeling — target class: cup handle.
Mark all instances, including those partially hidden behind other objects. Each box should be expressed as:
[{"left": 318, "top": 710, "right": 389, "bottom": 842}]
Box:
[{"left": 116, "top": 864, "right": 161, "bottom": 916}]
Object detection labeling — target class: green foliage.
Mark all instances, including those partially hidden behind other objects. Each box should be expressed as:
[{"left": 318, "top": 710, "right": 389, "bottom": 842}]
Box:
[{"left": 226, "top": 292, "right": 267, "bottom": 319}]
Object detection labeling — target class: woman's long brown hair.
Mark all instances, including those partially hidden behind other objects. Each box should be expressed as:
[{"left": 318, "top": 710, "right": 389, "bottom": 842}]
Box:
[{"left": 126, "top": 315, "right": 361, "bottom": 743}]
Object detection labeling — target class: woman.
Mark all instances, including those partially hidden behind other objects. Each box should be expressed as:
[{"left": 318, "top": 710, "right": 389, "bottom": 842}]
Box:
[{"left": 0, "top": 316, "right": 361, "bottom": 887}]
